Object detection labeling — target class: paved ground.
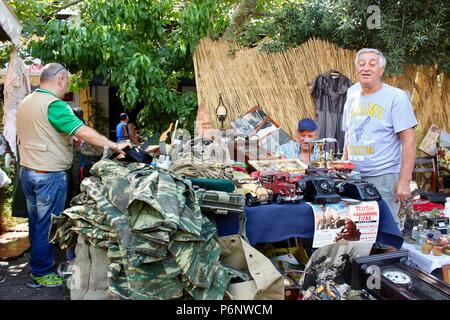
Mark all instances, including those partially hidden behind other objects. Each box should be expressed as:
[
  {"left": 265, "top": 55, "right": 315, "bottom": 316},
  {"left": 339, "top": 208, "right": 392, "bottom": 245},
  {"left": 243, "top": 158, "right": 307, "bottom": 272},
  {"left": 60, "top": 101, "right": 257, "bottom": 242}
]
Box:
[{"left": 0, "top": 250, "right": 65, "bottom": 300}]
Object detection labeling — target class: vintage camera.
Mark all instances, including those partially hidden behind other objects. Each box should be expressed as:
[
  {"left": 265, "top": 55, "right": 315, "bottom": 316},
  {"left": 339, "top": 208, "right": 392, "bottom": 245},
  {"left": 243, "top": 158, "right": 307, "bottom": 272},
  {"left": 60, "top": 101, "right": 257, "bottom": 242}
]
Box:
[
  {"left": 299, "top": 176, "right": 341, "bottom": 205},
  {"left": 335, "top": 179, "right": 381, "bottom": 201}
]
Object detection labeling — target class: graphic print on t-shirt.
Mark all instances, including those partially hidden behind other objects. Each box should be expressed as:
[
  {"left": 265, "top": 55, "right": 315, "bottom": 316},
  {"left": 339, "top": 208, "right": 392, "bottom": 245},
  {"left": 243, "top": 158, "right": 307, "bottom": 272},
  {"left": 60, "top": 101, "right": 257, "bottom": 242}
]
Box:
[
  {"left": 348, "top": 102, "right": 385, "bottom": 162},
  {"left": 342, "top": 83, "right": 417, "bottom": 176},
  {"left": 354, "top": 116, "right": 371, "bottom": 142}
]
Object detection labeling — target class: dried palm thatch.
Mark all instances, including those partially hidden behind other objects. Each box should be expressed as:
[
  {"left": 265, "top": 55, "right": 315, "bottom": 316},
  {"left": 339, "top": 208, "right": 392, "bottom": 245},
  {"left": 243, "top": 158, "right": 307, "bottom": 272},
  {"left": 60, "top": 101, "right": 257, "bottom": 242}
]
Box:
[{"left": 193, "top": 37, "right": 449, "bottom": 144}]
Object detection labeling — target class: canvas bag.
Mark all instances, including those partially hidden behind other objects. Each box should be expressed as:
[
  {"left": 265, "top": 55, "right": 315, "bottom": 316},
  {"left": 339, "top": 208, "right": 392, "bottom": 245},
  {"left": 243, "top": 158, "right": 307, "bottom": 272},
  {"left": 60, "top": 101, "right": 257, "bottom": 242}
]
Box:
[
  {"left": 68, "top": 235, "right": 111, "bottom": 300},
  {"left": 219, "top": 235, "right": 284, "bottom": 300}
]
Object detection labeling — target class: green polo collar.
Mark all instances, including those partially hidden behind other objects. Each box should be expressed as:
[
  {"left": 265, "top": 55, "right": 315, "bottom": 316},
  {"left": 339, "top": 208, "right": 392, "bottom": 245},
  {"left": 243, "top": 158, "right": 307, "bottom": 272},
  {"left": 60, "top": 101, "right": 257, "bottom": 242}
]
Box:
[{"left": 35, "top": 88, "right": 58, "bottom": 98}]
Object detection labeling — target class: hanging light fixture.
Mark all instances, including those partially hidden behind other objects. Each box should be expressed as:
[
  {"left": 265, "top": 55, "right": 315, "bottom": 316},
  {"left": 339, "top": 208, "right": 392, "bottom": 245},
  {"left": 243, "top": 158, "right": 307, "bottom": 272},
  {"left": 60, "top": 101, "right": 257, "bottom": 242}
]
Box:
[{"left": 216, "top": 93, "right": 228, "bottom": 129}]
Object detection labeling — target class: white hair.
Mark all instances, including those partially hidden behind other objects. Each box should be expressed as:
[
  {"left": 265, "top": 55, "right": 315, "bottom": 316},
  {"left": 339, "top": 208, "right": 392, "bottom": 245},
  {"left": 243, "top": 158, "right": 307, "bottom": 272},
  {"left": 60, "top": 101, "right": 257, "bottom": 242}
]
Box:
[{"left": 355, "top": 48, "right": 386, "bottom": 68}]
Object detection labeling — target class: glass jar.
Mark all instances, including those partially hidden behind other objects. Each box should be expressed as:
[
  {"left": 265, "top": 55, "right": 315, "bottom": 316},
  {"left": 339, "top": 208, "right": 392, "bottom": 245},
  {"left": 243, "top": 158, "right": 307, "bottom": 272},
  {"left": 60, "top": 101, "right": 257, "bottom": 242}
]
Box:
[
  {"left": 432, "top": 246, "right": 443, "bottom": 256},
  {"left": 438, "top": 235, "right": 449, "bottom": 247},
  {"left": 443, "top": 246, "right": 450, "bottom": 256},
  {"left": 415, "top": 233, "right": 426, "bottom": 250},
  {"left": 422, "top": 242, "right": 432, "bottom": 254},
  {"left": 422, "top": 233, "right": 435, "bottom": 254}
]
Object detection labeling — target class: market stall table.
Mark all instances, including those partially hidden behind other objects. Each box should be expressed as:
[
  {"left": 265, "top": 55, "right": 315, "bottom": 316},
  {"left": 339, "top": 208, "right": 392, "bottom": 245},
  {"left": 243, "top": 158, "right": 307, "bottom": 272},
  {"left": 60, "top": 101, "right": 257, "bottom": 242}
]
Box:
[
  {"left": 213, "top": 199, "right": 403, "bottom": 249},
  {"left": 401, "top": 242, "right": 450, "bottom": 273}
]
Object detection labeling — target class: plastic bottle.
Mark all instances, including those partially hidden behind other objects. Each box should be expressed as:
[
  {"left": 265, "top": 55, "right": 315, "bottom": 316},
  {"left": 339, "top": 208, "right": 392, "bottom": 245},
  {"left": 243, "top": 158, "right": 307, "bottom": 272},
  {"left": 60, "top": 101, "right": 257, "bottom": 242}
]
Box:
[
  {"left": 444, "top": 197, "right": 450, "bottom": 218},
  {"left": 411, "top": 226, "right": 419, "bottom": 240}
]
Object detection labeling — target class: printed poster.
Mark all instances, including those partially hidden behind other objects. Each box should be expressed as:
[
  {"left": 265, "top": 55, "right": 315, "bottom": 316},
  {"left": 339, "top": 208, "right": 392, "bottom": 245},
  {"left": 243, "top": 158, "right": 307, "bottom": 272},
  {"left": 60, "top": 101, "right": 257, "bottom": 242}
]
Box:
[
  {"left": 419, "top": 124, "right": 441, "bottom": 156},
  {"left": 231, "top": 106, "right": 294, "bottom": 156},
  {"left": 309, "top": 201, "right": 379, "bottom": 248}
]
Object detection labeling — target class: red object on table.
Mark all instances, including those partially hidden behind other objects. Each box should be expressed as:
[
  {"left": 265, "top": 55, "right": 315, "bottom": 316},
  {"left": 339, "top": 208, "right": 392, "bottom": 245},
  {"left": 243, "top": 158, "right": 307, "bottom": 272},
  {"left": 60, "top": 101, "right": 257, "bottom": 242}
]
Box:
[
  {"left": 412, "top": 201, "right": 444, "bottom": 213},
  {"left": 232, "top": 166, "right": 247, "bottom": 173},
  {"left": 250, "top": 171, "right": 260, "bottom": 178}
]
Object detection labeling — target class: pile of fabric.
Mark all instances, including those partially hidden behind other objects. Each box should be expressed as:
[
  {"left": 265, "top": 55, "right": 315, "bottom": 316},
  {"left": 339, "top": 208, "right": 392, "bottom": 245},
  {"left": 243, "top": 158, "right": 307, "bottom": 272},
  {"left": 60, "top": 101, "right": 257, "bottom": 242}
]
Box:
[
  {"left": 50, "top": 159, "right": 232, "bottom": 300},
  {"left": 169, "top": 158, "right": 233, "bottom": 180}
]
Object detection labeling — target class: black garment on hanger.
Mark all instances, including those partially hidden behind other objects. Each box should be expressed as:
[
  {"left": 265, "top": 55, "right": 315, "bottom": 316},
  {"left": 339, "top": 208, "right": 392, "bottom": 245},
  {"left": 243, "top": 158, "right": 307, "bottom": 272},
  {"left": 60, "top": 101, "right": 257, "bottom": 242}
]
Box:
[{"left": 311, "top": 70, "right": 353, "bottom": 153}]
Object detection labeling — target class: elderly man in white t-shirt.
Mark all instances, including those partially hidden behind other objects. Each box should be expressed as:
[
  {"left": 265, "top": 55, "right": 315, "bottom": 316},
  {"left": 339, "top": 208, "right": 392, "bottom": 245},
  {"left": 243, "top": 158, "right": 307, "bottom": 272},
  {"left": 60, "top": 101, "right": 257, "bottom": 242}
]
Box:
[{"left": 342, "top": 48, "right": 417, "bottom": 225}]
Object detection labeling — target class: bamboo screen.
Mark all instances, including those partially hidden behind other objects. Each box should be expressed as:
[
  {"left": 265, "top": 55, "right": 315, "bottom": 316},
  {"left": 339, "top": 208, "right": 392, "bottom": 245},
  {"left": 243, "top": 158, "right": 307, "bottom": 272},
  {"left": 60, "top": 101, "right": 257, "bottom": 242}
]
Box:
[{"left": 193, "top": 37, "right": 449, "bottom": 144}]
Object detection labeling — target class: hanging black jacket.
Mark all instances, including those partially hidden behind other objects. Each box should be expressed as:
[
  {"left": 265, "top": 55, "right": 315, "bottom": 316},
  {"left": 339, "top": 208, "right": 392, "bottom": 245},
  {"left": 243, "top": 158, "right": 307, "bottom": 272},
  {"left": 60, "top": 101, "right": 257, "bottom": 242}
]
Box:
[{"left": 311, "top": 70, "right": 353, "bottom": 153}]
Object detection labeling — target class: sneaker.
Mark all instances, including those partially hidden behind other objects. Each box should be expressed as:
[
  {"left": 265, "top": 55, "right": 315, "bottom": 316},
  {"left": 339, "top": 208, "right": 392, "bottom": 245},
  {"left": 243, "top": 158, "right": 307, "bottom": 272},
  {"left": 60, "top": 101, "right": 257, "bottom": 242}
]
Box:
[{"left": 27, "top": 272, "right": 63, "bottom": 288}]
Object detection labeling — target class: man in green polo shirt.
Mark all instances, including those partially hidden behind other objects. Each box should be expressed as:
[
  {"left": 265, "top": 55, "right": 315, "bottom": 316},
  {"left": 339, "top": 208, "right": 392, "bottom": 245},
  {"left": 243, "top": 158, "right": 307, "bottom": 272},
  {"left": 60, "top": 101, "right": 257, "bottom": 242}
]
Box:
[{"left": 16, "top": 63, "right": 130, "bottom": 288}]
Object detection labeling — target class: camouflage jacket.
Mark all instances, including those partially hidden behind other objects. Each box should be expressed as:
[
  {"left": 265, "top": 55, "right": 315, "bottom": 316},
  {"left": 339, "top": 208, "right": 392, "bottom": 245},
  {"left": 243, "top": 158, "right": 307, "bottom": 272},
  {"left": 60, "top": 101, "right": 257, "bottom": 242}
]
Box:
[{"left": 50, "top": 159, "right": 231, "bottom": 300}]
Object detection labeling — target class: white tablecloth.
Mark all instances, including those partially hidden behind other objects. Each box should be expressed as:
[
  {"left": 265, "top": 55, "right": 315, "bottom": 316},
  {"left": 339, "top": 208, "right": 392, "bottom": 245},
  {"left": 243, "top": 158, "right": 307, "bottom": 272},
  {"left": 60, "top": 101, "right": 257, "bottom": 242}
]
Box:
[{"left": 402, "top": 242, "right": 450, "bottom": 273}]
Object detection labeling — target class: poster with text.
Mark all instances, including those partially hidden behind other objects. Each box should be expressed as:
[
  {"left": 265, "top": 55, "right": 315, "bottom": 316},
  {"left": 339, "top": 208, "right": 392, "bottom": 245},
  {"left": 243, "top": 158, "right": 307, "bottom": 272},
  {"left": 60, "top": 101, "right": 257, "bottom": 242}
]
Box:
[{"left": 309, "top": 201, "right": 379, "bottom": 248}]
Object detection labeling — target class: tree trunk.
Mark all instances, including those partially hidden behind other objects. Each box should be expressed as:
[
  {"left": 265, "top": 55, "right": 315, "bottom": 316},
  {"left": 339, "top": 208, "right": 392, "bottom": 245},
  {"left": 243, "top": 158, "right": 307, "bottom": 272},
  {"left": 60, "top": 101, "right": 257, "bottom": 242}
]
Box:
[{"left": 222, "top": 0, "right": 259, "bottom": 41}]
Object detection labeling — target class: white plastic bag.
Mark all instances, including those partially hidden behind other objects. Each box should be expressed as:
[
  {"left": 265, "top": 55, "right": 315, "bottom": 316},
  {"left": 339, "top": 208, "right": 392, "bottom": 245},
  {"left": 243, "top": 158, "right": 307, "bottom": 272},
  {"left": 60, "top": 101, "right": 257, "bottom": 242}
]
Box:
[{"left": 0, "top": 168, "right": 11, "bottom": 189}]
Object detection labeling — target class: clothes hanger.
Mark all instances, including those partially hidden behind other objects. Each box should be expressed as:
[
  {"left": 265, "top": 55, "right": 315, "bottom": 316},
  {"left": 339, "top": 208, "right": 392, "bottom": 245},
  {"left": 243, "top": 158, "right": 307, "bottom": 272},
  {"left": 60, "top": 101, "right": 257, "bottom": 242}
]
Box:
[{"left": 330, "top": 69, "right": 340, "bottom": 79}]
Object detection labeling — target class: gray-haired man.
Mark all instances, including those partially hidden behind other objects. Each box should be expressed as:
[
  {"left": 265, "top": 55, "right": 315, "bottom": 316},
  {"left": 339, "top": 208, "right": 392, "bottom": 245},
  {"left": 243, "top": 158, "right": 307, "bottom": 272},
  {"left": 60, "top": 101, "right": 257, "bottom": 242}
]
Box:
[
  {"left": 16, "top": 63, "right": 130, "bottom": 288},
  {"left": 342, "top": 48, "right": 417, "bottom": 226}
]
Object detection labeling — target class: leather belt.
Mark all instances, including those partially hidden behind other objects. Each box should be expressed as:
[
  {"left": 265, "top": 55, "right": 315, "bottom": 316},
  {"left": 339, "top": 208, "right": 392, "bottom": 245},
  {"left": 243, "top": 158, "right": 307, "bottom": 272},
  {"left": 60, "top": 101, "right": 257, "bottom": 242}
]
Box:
[{"left": 34, "top": 170, "right": 49, "bottom": 174}]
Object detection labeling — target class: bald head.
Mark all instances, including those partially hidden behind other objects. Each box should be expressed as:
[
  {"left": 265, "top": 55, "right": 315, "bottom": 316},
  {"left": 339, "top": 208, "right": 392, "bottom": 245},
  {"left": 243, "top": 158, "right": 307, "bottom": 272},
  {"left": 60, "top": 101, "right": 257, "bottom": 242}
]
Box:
[
  {"left": 39, "top": 63, "right": 70, "bottom": 99},
  {"left": 40, "top": 63, "right": 68, "bottom": 83}
]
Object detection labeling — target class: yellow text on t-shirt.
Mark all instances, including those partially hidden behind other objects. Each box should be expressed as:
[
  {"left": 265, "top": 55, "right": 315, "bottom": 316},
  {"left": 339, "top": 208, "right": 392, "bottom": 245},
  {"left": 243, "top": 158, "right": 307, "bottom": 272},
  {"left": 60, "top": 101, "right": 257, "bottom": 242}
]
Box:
[
  {"left": 349, "top": 145, "right": 375, "bottom": 155},
  {"left": 351, "top": 102, "right": 384, "bottom": 120}
]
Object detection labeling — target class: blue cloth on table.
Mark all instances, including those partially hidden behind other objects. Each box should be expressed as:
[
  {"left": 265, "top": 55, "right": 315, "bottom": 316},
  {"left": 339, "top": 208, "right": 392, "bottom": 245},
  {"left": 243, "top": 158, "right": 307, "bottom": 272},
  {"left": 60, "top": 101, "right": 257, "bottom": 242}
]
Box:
[
  {"left": 213, "top": 213, "right": 242, "bottom": 237},
  {"left": 214, "top": 199, "right": 404, "bottom": 249}
]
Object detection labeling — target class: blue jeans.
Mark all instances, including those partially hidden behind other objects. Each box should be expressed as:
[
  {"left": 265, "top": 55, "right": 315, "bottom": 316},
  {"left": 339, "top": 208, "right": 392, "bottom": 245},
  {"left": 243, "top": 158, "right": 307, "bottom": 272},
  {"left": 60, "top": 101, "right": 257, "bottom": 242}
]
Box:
[
  {"left": 19, "top": 166, "right": 67, "bottom": 276},
  {"left": 362, "top": 173, "right": 401, "bottom": 227}
]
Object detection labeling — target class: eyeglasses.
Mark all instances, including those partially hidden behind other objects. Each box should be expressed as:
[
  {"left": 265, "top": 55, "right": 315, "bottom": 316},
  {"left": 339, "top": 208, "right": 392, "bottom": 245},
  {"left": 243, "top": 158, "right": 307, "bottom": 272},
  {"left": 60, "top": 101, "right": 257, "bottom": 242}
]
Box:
[{"left": 52, "top": 64, "right": 68, "bottom": 77}]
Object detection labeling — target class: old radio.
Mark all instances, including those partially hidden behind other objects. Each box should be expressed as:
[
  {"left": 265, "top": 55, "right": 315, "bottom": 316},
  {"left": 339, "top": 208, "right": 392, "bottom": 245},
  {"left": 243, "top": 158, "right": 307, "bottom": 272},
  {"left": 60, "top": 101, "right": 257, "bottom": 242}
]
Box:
[{"left": 335, "top": 179, "right": 381, "bottom": 201}]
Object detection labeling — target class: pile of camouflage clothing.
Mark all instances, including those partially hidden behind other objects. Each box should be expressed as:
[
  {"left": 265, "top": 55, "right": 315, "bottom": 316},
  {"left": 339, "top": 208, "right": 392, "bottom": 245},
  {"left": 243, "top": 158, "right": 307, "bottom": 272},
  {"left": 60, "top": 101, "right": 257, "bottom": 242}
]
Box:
[{"left": 50, "top": 159, "right": 232, "bottom": 299}]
